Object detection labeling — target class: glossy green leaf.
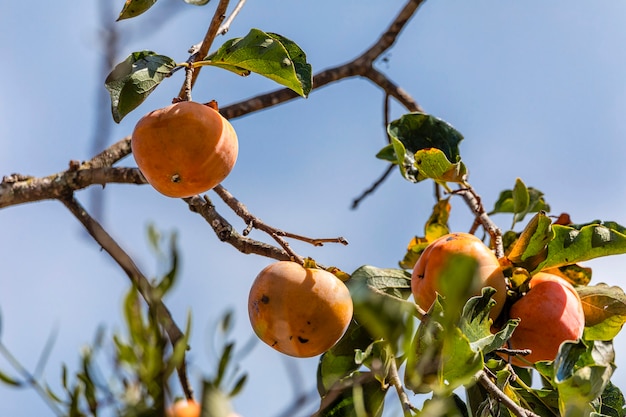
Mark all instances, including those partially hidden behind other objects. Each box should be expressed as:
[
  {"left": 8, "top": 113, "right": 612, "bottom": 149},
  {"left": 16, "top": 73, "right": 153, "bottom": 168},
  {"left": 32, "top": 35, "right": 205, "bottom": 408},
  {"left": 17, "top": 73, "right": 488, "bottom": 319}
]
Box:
[
  {"left": 183, "top": 0, "right": 210, "bottom": 4},
  {"left": 117, "top": 0, "right": 157, "bottom": 20},
  {"left": 380, "top": 113, "right": 464, "bottom": 184},
  {"left": 578, "top": 284, "right": 626, "bottom": 341},
  {"left": 535, "top": 220, "right": 626, "bottom": 273},
  {"left": 204, "top": 29, "right": 312, "bottom": 97},
  {"left": 105, "top": 51, "right": 177, "bottom": 123}
]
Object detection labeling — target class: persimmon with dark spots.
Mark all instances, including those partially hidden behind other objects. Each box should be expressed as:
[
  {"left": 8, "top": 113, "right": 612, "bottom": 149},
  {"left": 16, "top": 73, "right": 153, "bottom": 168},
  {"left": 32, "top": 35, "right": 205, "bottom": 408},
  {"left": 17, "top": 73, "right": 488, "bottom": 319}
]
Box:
[
  {"left": 411, "top": 232, "right": 507, "bottom": 321},
  {"left": 248, "top": 261, "right": 353, "bottom": 358},
  {"left": 131, "top": 101, "right": 238, "bottom": 198},
  {"left": 500, "top": 272, "right": 585, "bottom": 367}
]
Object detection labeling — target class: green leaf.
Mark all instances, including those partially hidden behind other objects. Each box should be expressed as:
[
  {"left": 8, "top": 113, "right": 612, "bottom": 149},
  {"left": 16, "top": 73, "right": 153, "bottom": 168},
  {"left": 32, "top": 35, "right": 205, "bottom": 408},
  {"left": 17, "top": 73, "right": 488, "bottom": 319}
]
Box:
[
  {"left": 513, "top": 178, "right": 530, "bottom": 217},
  {"left": 535, "top": 220, "right": 626, "bottom": 273},
  {"left": 317, "top": 320, "right": 374, "bottom": 396},
  {"left": 405, "top": 297, "right": 483, "bottom": 395},
  {"left": 105, "top": 51, "right": 177, "bottom": 123},
  {"left": 459, "top": 288, "right": 519, "bottom": 355},
  {"left": 578, "top": 284, "right": 626, "bottom": 341},
  {"left": 598, "top": 382, "right": 626, "bottom": 417},
  {"left": 117, "top": 0, "right": 158, "bottom": 20},
  {"left": 506, "top": 211, "right": 552, "bottom": 271},
  {"left": 381, "top": 113, "right": 464, "bottom": 183},
  {"left": 183, "top": 0, "right": 210, "bottom": 4},
  {"left": 204, "top": 29, "right": 312, "bottom": 97},
  {"left": 414, "top": 148, "right": 467, "bottom": 185},
  {"left": 489, "top": 183, "right": 550, "bottom": 227},
  {"left": 347, "top": 266, "right": 414, "bottom": 344},
  {"left": 315, "top": 372, "right": 386, "bottom": 417},
  {"left": 553, "top": 340, "right": 616, "bottom": 417}
]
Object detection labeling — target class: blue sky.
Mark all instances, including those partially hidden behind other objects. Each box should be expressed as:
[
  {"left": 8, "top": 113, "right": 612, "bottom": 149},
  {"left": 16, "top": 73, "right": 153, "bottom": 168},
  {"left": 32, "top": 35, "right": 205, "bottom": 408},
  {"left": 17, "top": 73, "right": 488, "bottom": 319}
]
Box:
[{"left": 2, "top": 1, "right": 626, "bottom": 416}]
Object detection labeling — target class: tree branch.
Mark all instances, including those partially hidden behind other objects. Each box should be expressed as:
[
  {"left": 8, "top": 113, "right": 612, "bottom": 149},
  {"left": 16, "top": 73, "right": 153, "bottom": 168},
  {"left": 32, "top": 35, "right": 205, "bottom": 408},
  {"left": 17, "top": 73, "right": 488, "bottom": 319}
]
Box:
[
  {"left": 185, "top": 195, "right": 292, "bottom": 261},
  {"left": 58, "top": 194, "right": 193, "bottom": 401},
  {"left": 476, "top": 370, "right": 541, "bottom": 417},
  {"left": 220, "top": 0, "right": 425, "bottom": 119},
  {"left": 179, "top": 0, "right": 230, "bottom": 98}
]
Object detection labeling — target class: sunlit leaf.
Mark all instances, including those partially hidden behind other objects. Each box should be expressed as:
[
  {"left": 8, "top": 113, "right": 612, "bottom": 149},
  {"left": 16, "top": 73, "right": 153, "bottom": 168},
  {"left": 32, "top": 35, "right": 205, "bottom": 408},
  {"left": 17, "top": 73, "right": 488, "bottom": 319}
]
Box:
[
  {"left": 105, "top": 51, "right": 177, "bottom": 123},
  {"left": 506, "top": 211, "right": 552, "bottom": 271},
  {"left": 577, "top": 284, "right": 626, "bottom": 341},
  {"left": 117, "top": 0, "right": 158, "bottom": 20},
  {"left": 414, "top": 148, "right": 467, "bottom": 185},
  {"left": 544, "top": 264, "right": 592, "bottom": 286},
  {"left": 534, "top": 220, "right": 626, "bottom": 273},
  {"left": 183, "top": 0, "right": 210, "bottom": 4},
  {"left": 204, "top": 29, "right": 312, "bottom": 97}
]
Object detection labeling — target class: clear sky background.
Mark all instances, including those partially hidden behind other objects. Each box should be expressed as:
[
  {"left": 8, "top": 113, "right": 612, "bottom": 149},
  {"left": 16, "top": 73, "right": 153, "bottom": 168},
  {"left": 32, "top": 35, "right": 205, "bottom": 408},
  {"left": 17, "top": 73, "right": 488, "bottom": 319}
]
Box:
[{"left": 2, "top": 1, "right": 626, "bottom": 416}]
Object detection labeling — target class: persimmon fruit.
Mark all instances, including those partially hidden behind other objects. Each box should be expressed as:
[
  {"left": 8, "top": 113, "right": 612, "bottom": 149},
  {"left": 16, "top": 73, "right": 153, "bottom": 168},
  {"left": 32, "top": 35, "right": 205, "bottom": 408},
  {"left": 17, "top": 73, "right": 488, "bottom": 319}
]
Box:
[
  {"left": 167, "top": 399, "right": 201, "bottom": 417},
  {"left": 248, "top": 261, "right": 354, "bottom": 358},
  {"left": 131, "top": 101, "right": 238, "bottom": 198},
  {"left": 411, "top": 232, "right": 507, "bottom": 321},
  {"left": 501, "top": 272, "right": 585, "bottom": 367}
]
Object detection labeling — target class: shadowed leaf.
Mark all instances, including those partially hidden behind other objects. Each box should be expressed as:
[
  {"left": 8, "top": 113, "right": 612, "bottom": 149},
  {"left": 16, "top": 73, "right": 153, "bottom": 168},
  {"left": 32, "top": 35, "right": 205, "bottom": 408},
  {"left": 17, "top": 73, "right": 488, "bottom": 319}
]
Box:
[
  {"left": 105, "top": 51, "right": 176, "bottom": 123},
  {"left": 577, "top": 283, "right": 626, "bottom": 341}
]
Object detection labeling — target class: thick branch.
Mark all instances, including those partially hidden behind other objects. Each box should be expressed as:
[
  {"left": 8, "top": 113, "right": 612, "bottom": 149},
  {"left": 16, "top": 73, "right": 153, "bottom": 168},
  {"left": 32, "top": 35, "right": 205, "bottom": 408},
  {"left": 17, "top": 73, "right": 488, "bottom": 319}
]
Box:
[{"left": 0, "top": 167, "right": 145, "bottom": 209}]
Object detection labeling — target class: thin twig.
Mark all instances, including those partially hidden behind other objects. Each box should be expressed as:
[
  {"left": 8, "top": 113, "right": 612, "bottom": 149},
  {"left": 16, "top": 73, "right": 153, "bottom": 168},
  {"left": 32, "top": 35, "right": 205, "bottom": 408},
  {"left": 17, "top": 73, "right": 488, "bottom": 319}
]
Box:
[
  {"left": 213, "top": 184, "right": 348, "bottom": 248},
  {"left": 476, "top": 370, "right": 541, "bottom": 417},
  {"left": 0, "top": 342, "right": 64, "bottom": 416},
  {"left": 59, "top": 195, "right": 194, "bottom": 401},
  {"left": 178, "top": 0, "right": 230, "bottom": 98},
  {"left": 218, "top": 0, "right": 247, "bottom": 35},
  {"left": 184, "top": 195, "right": 292, "bottom": 261},
  {"left": 454, "top": 184, "right": 503, "bottom": 258},
  {"left": 387, "top": 358, "right": 417, "bottom": 416},
  {"left": 351, "top": 165, "right": 395, "bottom": 210}
]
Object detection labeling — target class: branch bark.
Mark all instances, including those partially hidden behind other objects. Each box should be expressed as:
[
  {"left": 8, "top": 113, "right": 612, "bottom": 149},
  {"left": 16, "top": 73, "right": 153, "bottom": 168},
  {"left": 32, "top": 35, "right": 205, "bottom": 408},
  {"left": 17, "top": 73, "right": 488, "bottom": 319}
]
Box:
[{"left": 59, "top": 194, "right": 193, "bottom": 400}]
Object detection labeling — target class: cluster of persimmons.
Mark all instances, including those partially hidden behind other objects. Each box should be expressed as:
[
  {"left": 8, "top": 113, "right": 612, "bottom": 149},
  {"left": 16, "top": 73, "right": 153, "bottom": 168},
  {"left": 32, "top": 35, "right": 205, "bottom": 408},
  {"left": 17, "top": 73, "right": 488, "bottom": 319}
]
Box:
[{"left": 132, "top": 102, "right": 585, "bottom": 416}]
